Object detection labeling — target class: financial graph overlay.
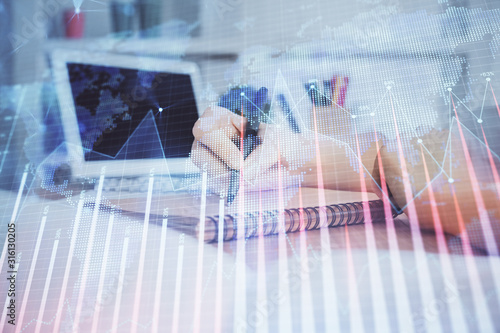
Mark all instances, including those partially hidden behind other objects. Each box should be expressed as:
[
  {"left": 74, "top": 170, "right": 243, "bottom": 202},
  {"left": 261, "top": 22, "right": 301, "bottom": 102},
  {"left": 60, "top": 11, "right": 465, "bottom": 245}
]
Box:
[{"left": 1, "top": 2, "right": 500, "bottom": 333}]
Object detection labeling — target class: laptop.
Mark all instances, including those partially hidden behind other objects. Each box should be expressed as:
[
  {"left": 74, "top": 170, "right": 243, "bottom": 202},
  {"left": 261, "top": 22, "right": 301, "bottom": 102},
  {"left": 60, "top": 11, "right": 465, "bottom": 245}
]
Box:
[{"left": 51, "top": 50, "right": 203, "bottom": 181}]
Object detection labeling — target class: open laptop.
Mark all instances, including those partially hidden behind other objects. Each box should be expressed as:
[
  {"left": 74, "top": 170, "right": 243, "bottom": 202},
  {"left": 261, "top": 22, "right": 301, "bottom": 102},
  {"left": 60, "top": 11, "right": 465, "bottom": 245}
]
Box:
[{"left": 51, "top": 50, "right": 203, "bottom": 181}]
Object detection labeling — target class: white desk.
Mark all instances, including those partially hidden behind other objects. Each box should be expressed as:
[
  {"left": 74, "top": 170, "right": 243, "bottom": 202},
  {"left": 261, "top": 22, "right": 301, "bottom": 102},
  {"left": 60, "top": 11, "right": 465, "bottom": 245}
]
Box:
[{"left": 1, "top": 188, "right": 499, "bottom": 332}]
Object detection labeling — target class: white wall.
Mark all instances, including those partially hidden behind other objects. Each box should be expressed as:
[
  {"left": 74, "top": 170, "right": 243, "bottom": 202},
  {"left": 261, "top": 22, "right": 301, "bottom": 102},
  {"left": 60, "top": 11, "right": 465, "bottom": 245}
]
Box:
[
  {"left": 198, "top": 0, "right": 444, "bottom": 51},
  {"left": 8, "top": 0, "right": 187, "bottom": 84},
  {"left": 8, "top": 0, "right": 449, "bottom": 84}
]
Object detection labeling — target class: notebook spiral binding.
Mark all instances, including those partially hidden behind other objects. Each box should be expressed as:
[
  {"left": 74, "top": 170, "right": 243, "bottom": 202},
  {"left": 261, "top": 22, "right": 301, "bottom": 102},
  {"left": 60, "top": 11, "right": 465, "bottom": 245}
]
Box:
[{"left": 205, "top": 199, "right": 398, "bottom": 243}]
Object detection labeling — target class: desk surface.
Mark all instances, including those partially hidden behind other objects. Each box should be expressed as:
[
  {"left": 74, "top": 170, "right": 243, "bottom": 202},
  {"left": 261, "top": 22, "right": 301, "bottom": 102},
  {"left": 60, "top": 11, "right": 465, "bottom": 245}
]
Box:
[{"left": 0, "top": 188, "right": 499, "bottom": 332}]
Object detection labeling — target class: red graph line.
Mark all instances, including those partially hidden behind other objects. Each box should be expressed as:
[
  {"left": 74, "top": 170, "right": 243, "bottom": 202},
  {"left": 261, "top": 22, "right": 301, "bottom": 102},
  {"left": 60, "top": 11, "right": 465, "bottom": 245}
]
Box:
[
  {"left": 450, "top": 93, "right": 498, "bottom": 256},
  {"left": 490, "top": 82, "right": 500, "bottom": 119},
  {"left": 480, "top": 126, "right": 500, "bottom": 200}
]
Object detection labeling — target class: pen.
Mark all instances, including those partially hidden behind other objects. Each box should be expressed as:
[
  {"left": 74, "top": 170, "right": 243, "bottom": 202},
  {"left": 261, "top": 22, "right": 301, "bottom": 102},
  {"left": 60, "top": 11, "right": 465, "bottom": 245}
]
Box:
[
  {"left": 226, "top": 87, "right": 268, "bottom": 204},
  {"left": 277, "top": 94, "right": 300, "bottom": 133},
  {"left": 305, "top": 79, "right": 329, "bottom": 106}
]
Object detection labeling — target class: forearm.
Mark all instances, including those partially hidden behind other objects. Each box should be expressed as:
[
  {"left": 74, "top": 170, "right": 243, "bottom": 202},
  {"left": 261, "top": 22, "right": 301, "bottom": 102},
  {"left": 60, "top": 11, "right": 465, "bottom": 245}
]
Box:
[
  {"left": 300, "top": 137, "right": 380, "bottom": 193},
  {"left": 300, "top": 120, "right": 500, "bottom": 253},
  {"left": 373, "top": 129, "right": 500, "bottom": 253},
  {"left": 299, "top": 105, "right": 382, "bottom": 192}
]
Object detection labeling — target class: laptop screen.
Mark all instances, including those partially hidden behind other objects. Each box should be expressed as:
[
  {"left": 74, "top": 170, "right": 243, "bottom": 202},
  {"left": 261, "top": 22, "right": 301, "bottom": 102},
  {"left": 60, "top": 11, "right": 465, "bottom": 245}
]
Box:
[{"left": 66, "top": 62, "right": 198, "bottom": 161}]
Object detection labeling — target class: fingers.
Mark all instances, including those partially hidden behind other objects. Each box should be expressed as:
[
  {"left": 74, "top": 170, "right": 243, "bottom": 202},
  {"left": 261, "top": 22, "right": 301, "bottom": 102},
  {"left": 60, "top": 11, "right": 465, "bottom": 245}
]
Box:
[
  {"left": 192, "top": 106, "right": 247, "bottom": 138},
  {"left": 190, "top": 141, "right": 233, "bottom": 195},
  {"left": 191, "top": 106, "right": 305, "bottom": 191},
  {"left": 190, "top": 142, "right": 230, "bottom": 176},
  {"left": 242, "top": 141, "right": 280, "bottom": 181},
  {"left": 192, "top": 106, "right": 247, "bottom": 170},
  {"left": 199, "top": 129, "right": 243, "bottom": 170},
  {"left": 242, "top": 125, "right": 293, "bottom": 181}
]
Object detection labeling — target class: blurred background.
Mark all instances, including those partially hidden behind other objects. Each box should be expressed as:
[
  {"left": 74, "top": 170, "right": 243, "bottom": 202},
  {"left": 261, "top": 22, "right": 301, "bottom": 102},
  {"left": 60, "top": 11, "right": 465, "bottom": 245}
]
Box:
[{"left": 1, "top": 0, "right": 500, "bottom": 191}]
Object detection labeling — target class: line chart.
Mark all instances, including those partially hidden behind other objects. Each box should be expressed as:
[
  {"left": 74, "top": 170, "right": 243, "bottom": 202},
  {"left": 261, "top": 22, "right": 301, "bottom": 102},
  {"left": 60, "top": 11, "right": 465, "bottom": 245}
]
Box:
[{"left": 4, "top": 72, "right": 500, "bottom": 333}]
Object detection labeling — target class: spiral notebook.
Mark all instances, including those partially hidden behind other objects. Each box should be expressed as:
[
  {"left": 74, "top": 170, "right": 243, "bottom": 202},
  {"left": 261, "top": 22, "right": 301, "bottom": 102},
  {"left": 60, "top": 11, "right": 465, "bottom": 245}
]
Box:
[
  {"left": 108, "top": 187, "right": 395, "bottom": 242},
  {"left": 199, "top": 198, "right": 390, "bottom": 242}
]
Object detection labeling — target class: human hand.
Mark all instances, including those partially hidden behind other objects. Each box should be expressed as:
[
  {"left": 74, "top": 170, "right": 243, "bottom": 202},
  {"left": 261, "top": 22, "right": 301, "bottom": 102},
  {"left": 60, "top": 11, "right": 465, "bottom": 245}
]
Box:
[{"left": 191, "top": 105, "right": 312, "bottom": 195}]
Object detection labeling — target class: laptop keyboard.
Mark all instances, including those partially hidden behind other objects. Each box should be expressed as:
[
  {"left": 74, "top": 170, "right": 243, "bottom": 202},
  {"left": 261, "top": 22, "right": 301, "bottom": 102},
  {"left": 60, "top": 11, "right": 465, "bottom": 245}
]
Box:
[{"left": 100, "top": 175, "right": 187, "bottom": 193}]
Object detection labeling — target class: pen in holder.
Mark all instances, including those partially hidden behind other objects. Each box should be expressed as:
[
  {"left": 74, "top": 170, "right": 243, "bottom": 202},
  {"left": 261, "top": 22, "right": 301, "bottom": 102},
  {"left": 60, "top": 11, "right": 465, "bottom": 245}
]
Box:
[
  {"left": 110, "top": 1, "right": 136, "bottom": 38},
  {"left": 304, "top": 75, "right": 349, "bottom": 107},
  {"left": 137, "top": 0, "right": 162, "bottom": 37}
]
